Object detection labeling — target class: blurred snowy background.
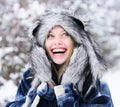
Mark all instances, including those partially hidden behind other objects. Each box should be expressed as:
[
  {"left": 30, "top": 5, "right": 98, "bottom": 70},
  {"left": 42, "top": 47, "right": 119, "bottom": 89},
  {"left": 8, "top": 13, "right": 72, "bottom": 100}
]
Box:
[{"left": 0, "top": 0, "right": 120, "bottom": 106}]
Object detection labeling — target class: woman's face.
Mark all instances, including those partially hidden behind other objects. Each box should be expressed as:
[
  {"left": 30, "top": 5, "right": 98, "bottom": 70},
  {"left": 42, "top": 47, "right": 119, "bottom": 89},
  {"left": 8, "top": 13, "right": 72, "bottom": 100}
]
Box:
[{"left": 45, "top": 25, "right": 74, "bottom": 65}]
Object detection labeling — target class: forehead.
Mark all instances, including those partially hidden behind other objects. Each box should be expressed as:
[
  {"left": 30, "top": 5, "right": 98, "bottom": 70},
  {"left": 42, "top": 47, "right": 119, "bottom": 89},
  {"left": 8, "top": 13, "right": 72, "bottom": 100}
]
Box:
[{"left": 49, "top": 25, "right": 66, "bottom": 33}]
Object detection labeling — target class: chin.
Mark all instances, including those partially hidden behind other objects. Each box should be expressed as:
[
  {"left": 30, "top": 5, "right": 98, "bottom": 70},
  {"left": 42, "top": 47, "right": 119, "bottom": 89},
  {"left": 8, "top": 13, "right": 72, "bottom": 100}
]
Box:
[{"left": 53, "top": 59, "right": 66, "bottom": 65}]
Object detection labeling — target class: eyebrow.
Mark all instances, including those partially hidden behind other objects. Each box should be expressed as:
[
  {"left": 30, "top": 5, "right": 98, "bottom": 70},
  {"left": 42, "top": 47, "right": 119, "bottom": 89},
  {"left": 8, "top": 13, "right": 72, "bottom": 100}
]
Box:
[{"left": 49, "top": 30, "right": 66, "bottom": 34}]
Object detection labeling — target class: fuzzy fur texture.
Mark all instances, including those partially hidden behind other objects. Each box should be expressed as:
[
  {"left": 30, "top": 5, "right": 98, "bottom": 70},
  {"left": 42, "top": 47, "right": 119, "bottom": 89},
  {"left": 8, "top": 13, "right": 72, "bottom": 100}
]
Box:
[
  {"left": 28, "top": 6, "right": 107, "bottom": 101},
  {"left": 30, "top": 46, "right": 52, "bottom": 87}
]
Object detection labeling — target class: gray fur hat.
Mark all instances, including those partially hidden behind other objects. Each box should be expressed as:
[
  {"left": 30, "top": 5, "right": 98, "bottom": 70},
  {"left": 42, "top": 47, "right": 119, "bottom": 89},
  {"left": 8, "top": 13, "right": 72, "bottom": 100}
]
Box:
[
  {"left": 29, "top": 6, "right": 107, "bottom": 99},
  {"left": 30, "top": 7, "right": 85, "bottom": 47}
]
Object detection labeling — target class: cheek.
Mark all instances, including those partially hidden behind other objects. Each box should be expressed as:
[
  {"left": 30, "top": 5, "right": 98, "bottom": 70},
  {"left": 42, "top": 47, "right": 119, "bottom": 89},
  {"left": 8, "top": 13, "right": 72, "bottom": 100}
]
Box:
[
  {"left": 66, "top": 38, "right": 74, "bottom": 48},
  {"left": 67, "top": 39, "right": 75, "bottom": 54}
]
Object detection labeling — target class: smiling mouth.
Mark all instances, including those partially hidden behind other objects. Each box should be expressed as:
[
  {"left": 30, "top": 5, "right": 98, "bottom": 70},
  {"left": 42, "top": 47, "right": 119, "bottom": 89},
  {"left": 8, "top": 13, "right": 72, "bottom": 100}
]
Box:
[{"left": 52, "top": 48, "right": 67, "bottom": 54}]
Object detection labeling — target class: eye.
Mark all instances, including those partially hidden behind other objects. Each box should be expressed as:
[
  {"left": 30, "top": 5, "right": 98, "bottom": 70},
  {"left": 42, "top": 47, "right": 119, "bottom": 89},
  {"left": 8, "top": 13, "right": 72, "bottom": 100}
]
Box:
[
  {"left": 47, "top": 34, "right": 55, "bottom": 39},
  {"left": 62, "top": 32, "right": 69, "bottom": 37}
]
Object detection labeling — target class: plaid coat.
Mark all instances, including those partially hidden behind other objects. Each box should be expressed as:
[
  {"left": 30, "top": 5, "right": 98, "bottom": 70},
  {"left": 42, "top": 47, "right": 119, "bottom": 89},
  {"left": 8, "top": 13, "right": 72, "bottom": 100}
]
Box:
[{"left": 6, "top": 69, "right": 114, "bottom": 107}]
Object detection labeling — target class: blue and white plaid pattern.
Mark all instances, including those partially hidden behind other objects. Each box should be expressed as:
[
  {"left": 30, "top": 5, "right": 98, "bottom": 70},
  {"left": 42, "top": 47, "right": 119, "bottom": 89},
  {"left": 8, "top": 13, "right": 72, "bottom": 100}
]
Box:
[{"left": 6, "top": 69, "right": 114, "bottom": 107}]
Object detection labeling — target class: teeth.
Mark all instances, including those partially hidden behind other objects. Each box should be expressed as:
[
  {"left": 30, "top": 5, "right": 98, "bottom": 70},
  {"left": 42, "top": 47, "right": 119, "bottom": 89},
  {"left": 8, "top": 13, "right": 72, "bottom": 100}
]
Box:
[{"left": 52, "top": 48, "right": 66, "bottom": 53}]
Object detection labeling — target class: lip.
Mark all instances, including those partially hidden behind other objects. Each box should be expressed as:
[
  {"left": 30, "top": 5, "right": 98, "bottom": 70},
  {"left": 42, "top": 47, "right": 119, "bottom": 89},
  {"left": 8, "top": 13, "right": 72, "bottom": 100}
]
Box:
[
  {"left": 52, "top": 48, "right": 66, "bottom": 52},
  {"left": 51, "top": 47, "right": 67, "bottom": 56}
]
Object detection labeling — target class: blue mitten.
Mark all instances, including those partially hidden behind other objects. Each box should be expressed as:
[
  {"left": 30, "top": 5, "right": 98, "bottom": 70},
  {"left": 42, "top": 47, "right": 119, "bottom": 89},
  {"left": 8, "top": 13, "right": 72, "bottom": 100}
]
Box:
[
  {"left": 54, "top": 84, "right": 76, "bottom": 107},
  {"left": 37, "top": 82, "right": 55, "bottom": 100},
  {"left": 30, "top": 82, "right": 55, "bottom": 107}
]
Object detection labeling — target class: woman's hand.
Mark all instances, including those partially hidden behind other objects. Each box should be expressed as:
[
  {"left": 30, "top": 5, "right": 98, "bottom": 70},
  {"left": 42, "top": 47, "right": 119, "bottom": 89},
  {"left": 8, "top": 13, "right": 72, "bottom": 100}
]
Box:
[
  {"left": 54, "top": 84, "right": 80, "bottom": 107},
  {"left": 36, "top": 81, "right": 55, "bottom": 100}
]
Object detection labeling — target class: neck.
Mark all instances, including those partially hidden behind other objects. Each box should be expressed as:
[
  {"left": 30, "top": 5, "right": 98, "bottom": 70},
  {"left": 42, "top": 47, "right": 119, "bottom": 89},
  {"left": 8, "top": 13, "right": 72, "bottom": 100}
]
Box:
[
  {"left": 54, "top": 63, "right": 63, "bottom": 71},
  {"left": 53, "top": 59, "right": 70, "bottom": 81}
]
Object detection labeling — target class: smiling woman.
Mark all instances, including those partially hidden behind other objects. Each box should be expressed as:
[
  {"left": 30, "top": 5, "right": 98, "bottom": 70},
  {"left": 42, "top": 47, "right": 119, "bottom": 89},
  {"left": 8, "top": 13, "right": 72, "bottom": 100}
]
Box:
[
  {"left": 6, "top": 6, "right": 114, "bottom": 107},
  {"left": 45, "top": 25, "right": 75, "bottom": 65}
]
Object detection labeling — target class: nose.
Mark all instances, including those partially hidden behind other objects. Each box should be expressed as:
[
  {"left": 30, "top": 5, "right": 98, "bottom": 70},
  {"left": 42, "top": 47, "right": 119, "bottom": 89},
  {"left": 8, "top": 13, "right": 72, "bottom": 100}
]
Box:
[{"left": 54, "top": 37, "right": 63, "bottom": 45}]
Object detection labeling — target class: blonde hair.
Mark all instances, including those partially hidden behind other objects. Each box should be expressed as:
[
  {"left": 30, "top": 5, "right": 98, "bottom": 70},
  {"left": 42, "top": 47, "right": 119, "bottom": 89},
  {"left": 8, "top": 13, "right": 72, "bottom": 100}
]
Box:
[{"left": 51, "top": 37, "right": 75, "bottom": 82}]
